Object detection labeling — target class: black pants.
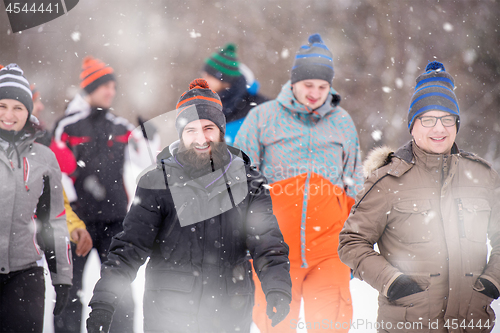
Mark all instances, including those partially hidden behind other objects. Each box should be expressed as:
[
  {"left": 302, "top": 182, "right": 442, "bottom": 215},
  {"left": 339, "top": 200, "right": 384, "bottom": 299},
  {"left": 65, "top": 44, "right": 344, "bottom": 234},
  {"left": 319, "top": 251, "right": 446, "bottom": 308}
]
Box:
[
  {"left": 0, "top": 266, "right": 45, "bottom": 333},
  {"left": 54, "top": 221, "right": 135, "bottom": 333}
]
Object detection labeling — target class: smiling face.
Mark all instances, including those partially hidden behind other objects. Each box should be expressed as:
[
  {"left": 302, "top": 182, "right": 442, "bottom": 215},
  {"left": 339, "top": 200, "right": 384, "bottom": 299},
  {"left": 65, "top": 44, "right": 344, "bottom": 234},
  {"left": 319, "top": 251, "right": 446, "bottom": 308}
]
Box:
[
  {"left": 0, "top": 99, "right": 29, "bottom": 132},
  {"left": 411, "top": 110, "right": 457, "bottom": 154},
  {"left": 181, "top": 119, "right": 222, "bottom": 156},
  {"left": 292, "top": 79, "right": 330, "bottom": 110}
]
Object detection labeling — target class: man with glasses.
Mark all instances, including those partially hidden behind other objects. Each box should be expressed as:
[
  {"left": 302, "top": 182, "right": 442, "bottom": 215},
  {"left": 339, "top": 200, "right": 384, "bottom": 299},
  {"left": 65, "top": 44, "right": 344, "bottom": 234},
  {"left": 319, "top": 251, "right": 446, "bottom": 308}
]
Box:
[{"left": 339, "top": 61, "right": 500, "bottom": 332}]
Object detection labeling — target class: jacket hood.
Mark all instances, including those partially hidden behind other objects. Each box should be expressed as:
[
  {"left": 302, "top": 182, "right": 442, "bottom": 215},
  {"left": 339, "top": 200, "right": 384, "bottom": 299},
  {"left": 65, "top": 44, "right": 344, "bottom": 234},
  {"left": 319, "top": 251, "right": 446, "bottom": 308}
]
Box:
[
  {"left": 363, "top": 141, "right": 465, "bottom": 178},
  {"left": 362, "top": 146, "right": 394, "bottom": 178},
  {"left": 276, "top": 80, "right": 341, "bottom": 116}
]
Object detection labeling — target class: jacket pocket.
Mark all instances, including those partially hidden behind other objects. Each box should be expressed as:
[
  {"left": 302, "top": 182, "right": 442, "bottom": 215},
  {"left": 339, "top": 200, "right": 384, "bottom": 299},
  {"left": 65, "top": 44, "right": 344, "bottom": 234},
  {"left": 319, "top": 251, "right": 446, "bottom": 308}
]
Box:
[
  {"left": 465, "top": 290, "right": 495, "bottom": 333},
  {"left": 146, "top": 270, "right": 196, "bottom": 292},
  {"left": 460, "top": 198, "right": 491, "bottom": 243},
  {"left": 379, "top": 289, "right": 430, "bottom": 333},
  {"left": 226, "top": 275, "right": 253, "bottom": 296},
  {"left": 392, "top": 199, "right": 434, "bottom": 243}
]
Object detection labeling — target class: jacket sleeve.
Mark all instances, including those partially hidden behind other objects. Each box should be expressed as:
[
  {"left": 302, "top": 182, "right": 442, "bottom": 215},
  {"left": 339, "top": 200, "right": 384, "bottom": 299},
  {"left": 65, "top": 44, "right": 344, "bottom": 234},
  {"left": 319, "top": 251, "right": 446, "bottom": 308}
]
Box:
[
  {"left": 36, "top": 152, "right": 73, "bottom": 286},
  {"left": 63, "top": 189, "right": 86, "bottom": 241},
  {"left": 245, "top": 168, "right": 292, "bottom": 298},
  {"left": 340, "top": 112, "right": 364, "bottom": 199},
  {"left": 89, "top": 173, "right": 165, "bottom": 311},
  {"left": 338, "top": 175, "right": 402, "bottom": 296},
  {"left": 234, "top": 107, "right": 263, "bottom": 168},
  {"left": 480, "top": 169, "right": 500, "bottom": 292}
]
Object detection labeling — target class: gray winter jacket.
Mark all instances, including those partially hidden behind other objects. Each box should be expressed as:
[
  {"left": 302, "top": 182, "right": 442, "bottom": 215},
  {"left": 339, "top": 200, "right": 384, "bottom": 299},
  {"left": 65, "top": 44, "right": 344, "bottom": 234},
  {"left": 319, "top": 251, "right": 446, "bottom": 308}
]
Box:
[{"left": 0, "top": 124, "right": 72, "bottom": 285}]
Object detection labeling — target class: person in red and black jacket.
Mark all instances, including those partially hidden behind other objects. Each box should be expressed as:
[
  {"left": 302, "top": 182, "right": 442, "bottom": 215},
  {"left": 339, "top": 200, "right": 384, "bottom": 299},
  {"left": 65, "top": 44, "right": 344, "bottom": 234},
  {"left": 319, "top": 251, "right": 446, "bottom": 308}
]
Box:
[{"left": 50, "top": 56, "right": 135, "bottom": 333}]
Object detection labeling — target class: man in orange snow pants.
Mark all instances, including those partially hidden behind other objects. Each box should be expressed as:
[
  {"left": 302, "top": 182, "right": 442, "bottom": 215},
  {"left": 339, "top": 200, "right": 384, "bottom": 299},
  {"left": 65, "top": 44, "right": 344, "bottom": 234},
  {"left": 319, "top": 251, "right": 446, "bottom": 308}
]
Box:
[{"left": 235, "top": 33, "right": 363, "bottom": 332}]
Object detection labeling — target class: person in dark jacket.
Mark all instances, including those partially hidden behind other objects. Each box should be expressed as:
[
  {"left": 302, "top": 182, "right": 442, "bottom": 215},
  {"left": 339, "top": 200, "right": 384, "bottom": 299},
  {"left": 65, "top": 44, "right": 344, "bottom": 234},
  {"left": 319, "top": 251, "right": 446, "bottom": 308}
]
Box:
[
  {"left": 86, "top": 79, "right": 292, "bottom": 333},
  {"left": 50, "top": 56, "right": 135, "bottom": 333},
  {"left": 0, "top": 64, "right": 72, "bottom": 333},
  {"left": 201, "top": 43, "right": 268, "bottom": 145}
]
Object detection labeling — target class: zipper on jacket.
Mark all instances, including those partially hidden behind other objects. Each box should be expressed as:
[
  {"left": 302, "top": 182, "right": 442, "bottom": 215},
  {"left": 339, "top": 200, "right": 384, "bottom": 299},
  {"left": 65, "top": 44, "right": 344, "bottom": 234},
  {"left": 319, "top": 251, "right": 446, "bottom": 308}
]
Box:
[
  {"left": 9, "top": 159, "right": 14, "bottom": 170},
  {"left": 23, "top": 157, "right": 30, "bottom": 191},
  {"left": 456, "top": 198, "right": 466, "bottom": 238}
]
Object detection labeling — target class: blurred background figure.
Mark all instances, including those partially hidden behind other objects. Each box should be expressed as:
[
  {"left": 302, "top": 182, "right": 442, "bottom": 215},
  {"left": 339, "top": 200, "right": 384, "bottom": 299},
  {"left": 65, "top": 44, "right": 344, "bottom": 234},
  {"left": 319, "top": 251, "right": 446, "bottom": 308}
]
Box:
[
  {"left": 201, "top": 43, "right": 268, "bottom": 146},
  {"left": 50, "top": 56, "right": 135, "bottom": 333},
  {"left": 0, "top": 63, "right": 72, "bottom": 333}
]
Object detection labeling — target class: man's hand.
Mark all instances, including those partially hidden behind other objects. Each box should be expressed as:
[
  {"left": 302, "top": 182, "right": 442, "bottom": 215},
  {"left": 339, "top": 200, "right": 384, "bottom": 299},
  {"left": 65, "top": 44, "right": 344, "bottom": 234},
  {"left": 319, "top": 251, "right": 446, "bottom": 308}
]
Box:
[
  {"left": 477, "top": 277, "right": 500, "bottom": 299},
  {"left": 266, "top": 291, "right": 291, "bottom": 327},
  {"left": 71, "top": 228, "right": 93, "bottom": 257},
  {"left": 387, "top": 275, "right": 423, "bottom": 301},
  {"left": 53, "top": 284, "right": 70, "bottom": 316},
  {"left": 86, "top": 309, "right": 113, "bottom": 333}
]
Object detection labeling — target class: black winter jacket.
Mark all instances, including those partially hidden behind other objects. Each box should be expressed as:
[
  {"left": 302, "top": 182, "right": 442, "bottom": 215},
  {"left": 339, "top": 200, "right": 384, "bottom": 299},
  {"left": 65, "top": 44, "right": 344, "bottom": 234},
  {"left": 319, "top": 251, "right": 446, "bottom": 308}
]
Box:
[
  {"left": 90, "top": 144, "right": 291, "bottom": 333},
  {"left": 52, "top": 105, "right": 132, "bottom": 224}
]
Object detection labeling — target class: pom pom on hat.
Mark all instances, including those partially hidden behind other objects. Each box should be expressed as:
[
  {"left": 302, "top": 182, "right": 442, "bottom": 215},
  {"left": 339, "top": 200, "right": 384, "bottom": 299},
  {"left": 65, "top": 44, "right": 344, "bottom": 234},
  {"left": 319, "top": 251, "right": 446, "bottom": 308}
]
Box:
[
  {"left": 425, "top": 61, "right": 446, "bottom": 72},
  {"left": 308, "top": 33, "right": 324, "bottom": 44}
]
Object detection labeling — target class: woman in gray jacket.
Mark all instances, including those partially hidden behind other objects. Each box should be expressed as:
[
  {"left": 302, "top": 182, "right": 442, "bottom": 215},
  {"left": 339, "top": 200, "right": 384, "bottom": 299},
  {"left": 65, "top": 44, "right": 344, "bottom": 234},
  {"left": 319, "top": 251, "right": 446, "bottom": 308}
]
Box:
[{"left": 0, "top": 64, "right": 72, "bottom": 332}]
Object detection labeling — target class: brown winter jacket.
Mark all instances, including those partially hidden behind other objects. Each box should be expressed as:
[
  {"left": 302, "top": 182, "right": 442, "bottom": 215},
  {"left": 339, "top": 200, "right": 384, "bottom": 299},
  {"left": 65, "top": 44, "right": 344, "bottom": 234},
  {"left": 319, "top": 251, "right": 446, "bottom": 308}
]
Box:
[{"left": 338, "top": 141, "right": 500, "bottom": 333}]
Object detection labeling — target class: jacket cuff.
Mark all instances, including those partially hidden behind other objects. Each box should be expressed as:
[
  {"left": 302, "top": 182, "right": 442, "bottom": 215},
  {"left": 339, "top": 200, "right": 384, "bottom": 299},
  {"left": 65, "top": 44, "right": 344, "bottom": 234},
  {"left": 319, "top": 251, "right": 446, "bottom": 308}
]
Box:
[
  {"left": 89, "top": 301, "right": 115, "bottom": 314},
  {"left": 382, "top": 272, "right": 403, "bottom": 298}
]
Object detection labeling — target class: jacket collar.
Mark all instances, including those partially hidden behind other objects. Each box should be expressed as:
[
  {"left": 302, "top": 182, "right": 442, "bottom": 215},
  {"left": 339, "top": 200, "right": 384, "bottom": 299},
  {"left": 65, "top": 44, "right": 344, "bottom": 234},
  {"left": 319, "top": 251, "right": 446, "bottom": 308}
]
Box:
[{"left": 276, "top": 80, "right": 341, "bottom": 117}]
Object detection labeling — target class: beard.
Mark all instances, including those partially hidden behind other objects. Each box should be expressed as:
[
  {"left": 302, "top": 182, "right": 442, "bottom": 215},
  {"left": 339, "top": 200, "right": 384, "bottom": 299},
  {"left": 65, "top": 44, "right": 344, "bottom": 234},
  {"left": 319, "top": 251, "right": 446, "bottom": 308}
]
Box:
[{"left": 177, "top": 135, "right": 229, "bottom": 178}]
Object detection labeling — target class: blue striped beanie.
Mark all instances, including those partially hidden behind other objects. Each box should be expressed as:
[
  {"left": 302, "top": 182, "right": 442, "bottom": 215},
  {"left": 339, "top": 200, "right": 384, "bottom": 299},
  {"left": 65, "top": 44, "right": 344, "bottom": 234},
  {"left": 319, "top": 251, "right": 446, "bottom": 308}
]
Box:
[
  {"left": 291, "top": 34, "right": 334, "bottom": 84},
  {"left": 408, "top": 61, "right": 460, "bottom": 132}
]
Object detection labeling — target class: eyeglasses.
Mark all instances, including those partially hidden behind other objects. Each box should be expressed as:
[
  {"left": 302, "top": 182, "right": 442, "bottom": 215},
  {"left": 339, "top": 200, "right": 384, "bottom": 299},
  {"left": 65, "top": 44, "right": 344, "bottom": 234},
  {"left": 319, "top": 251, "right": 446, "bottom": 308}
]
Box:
[{"left": 417, "top": 115, "right": 458, "bottom": 128}]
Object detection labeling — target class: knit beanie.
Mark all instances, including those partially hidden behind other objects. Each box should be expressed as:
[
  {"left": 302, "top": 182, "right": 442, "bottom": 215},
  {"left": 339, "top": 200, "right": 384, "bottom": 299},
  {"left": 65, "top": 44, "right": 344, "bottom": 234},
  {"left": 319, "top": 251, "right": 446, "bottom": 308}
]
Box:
[
  {"left": 176, "top": 78, "right": 225, "bottom": 138},
  {"left": 0, "top": 63, "right": 33, "bottom": 116},
  {"left": 408, "top": 61, "right": 460, "bottom": 132},
  {"left": 80, "top": 56, "right": 115, "bottom": 94},
  {"left": 291, "top": 34, "right": 334, "bottom": 85},
  {"left": 203, "top": 43, "right": 241, "bottom": 84}
]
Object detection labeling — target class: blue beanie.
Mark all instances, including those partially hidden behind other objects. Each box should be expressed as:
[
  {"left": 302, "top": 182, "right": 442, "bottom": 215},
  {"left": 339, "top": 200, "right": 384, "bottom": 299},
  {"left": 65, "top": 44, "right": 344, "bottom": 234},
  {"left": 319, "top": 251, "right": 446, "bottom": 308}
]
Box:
[
  {"left": 291, "top": 34, "right": 334, "bottom": 84},
  {"left": 408, "top": 61, "right": 460, "bottom": 132}
]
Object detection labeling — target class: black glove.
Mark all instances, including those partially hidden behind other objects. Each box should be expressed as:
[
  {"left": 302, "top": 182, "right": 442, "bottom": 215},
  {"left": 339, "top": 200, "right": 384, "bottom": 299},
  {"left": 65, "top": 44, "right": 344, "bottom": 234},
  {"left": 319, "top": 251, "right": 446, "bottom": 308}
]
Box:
[
  {"left": 86, "top": 309, "right": 113, "bottom": 333},
  {"left": 477, "top": 277, "right": 500, "bottom": 299},
  {"left": 387, "top": 275, "right": 423, "bottom": 301},
  {"left": 53, "top": 284, "right": 71, "bottom": 316},
  {"left": 266, "top": 291, "right": 291, "bottom": 327}
]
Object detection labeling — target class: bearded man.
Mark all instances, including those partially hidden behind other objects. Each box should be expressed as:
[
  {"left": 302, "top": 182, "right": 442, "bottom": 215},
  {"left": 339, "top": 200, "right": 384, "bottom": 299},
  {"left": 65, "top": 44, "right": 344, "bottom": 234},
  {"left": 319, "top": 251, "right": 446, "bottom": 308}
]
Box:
[{"left": 86, "top": 79, "right": 292, "bottom": 333}]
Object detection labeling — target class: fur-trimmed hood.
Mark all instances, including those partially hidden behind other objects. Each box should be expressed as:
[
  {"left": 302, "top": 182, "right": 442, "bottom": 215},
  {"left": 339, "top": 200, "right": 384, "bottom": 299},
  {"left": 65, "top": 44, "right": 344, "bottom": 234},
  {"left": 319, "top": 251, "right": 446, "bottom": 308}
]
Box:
[{"left": 362, "top": 146, "right": 394, "bottom": 178}]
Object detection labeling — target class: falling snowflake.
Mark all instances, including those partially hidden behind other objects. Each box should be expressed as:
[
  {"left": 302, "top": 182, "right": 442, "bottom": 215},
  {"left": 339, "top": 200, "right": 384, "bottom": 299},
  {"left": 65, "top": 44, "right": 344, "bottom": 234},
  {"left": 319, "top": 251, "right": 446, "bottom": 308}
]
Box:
[
  {"left": 189, "top": 29, "right": 201, "bottom": 38},
  {"left": 443, "top": 22, "right": 454, "bottom": 32},
  {"left": 371, "top": 130, "right": 382, "bottom": 141},
  {"left": 71, "top": 31, "right": 81, "bottom": 42}
]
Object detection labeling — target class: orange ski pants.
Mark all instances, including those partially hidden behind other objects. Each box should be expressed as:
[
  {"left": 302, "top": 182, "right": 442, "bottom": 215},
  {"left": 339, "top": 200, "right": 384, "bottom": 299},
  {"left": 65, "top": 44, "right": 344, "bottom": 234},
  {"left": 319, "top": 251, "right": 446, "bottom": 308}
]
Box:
[{"left": 253, "top": 173, "right": 354, "bottom": 332}]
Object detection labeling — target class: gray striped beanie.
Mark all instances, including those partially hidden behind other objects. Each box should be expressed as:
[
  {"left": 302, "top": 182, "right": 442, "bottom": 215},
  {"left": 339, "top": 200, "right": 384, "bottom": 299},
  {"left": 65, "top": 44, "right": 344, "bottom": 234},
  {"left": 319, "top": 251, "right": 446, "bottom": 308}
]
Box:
[
  {"left": 291, "top": 34, "right": 334, "bottom": 84},
  {"left": 408, "top": 61, "right": 459, "bottom": 132},
  {"left": 0, "top": 64, "right": 33, "bottom": 115}
]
